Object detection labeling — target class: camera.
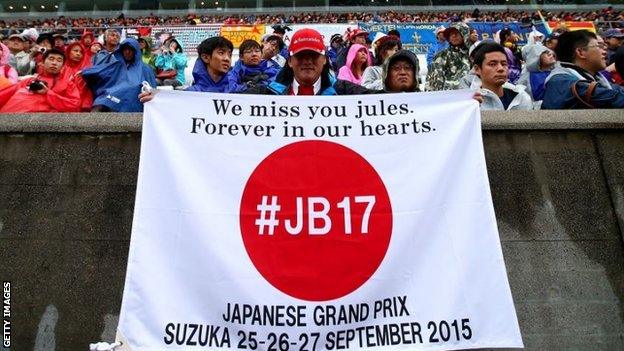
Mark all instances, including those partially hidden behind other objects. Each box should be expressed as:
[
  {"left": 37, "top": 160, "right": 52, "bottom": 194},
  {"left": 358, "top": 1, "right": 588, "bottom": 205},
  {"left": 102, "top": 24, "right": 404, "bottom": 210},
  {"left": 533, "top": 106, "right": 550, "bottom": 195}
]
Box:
[
  {"left": 38, "top": 47, "right": 47, "bottom": 53},
  {"left": 28, "top": 80, "right": 47, "bottom": 92}
]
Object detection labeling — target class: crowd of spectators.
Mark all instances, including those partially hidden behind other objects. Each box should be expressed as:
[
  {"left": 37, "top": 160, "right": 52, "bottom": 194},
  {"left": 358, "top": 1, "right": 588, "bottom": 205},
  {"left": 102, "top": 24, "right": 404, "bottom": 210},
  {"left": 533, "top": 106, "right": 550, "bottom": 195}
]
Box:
[
  {"left": 0, "top": 11, "right": 622, "bottom": 113},
  {"left": 0, "top": 7, "right": 621, "bottom": 31}
]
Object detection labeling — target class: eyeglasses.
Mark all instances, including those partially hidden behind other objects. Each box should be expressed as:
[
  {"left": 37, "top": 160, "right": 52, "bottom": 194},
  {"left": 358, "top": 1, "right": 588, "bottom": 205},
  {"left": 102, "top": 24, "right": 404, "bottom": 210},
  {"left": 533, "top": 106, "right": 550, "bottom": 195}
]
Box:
[
  {"left": 390, "top": 64, "right": 414, "bottom": 73},
  {"left": 585, "top": 43, "right": 607, "bottom": 50}
]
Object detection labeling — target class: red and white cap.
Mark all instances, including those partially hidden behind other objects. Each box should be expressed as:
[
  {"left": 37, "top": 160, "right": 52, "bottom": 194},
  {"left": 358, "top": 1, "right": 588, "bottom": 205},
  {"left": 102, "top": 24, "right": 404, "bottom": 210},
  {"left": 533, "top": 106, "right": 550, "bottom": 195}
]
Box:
[{"left": 289, "top": 28, "right": 326, "bottom": 56}]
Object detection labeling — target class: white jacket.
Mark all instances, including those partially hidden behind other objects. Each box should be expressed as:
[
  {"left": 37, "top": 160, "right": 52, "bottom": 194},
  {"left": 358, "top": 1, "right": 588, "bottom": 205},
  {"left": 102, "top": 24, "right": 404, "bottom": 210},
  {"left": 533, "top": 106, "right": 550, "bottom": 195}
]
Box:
[{"left": 471, "top": 80, "right": 534, "bottom": 111}]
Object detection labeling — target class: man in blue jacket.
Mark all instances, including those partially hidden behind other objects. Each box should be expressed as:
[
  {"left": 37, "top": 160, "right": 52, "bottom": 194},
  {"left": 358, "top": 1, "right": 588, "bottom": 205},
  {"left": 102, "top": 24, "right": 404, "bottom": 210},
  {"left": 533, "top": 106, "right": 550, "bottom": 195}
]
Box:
[
  {"left": 92, "top": 28, "right": 121, "bottom": 66},
  {"left": 139, "top": 36, "right": 235, "bottom": 104},
  {"left": 185, "top": 36, "right": 233, "bottom": 93},
  {"left": 426, "top": 26, "right": 448, "bottom": 68},
  {"left": 82, "top": 37, "right": 157, "bottom": 112},
  {"left": 542, "top": 30, "right": 624, "bottom": 109}
]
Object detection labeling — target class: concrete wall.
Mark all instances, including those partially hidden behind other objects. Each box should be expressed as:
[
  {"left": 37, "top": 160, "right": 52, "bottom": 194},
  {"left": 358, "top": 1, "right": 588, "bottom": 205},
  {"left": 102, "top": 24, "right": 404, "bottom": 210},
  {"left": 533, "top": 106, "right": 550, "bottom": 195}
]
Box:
[{"left": 0, "top": 110, "right": 623, "bottom": 350}]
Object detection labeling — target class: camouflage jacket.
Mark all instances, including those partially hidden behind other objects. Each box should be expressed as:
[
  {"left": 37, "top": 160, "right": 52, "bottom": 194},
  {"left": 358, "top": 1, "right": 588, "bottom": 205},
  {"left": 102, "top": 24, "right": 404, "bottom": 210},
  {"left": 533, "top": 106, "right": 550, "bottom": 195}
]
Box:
[{"left": 425, "top": 23, "right": 471, "bottom": 91}]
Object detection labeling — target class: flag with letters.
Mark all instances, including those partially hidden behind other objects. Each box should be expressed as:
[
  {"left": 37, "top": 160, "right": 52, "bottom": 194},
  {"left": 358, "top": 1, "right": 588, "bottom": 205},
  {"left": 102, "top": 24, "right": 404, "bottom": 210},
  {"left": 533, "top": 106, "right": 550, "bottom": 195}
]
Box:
[{"left": 117, "top": 90, "right": 523, "bottom": 350}]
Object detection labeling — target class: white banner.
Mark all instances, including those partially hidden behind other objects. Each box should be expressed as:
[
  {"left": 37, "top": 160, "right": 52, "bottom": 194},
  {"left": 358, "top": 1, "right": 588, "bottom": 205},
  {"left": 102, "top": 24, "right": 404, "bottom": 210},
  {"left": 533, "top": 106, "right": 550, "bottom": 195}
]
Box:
[{"left": 118, "top": 90, "right": 523, "bottom": 350}]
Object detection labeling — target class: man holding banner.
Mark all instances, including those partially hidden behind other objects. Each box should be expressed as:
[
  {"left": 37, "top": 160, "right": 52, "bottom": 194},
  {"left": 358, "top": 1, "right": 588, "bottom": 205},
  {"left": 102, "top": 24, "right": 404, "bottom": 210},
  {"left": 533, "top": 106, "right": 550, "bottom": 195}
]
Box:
[
  {"left": 247, "top": 28, "right": 370, "bottom": 96},
  {"left": 118, "top": 61, "right": 523, "bottom": 350}
]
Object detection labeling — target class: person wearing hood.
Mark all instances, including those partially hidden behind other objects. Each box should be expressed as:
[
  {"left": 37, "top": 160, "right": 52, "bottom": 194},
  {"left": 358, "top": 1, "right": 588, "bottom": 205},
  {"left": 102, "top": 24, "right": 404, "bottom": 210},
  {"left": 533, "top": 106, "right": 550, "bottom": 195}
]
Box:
[
  {"left": 81, "top": 31, "right": 95, "bottom": 49},
  {"left": 245, "top": 28, "right": 371, "bottom": 96},
  {"left": 7, "top": 33, "right": 34, "bottom": 76},
  {"left": 470, "top": 42, "right": 532, "bottom": 111},
  {"left": 53, "top": 33, "right": 67, "bottom": 52},
  {"left": 0, "top": 48, "right": 80, "bottom": 113},
  {"left": 137, "top": 37, "right": 156, "bottom": 72},
  {"left": 82, "top": 37, "right": 157, "bottom": 112},
  {"left": 336, "top": 28, "right": 369, "bottom": 71},
  {"left": 362, "top": 35, "right": 402, "bottom": 90},
  {"left": 185, "top": 36, "right": 233, "bottom": 93},
  {"left": 0, "top": 42, "right": 18, "bottom": 89},
  {"left": 154, "top": 37, "right": 187, "bottom": 87},
  {"left": 381, "top": 50, "right": 420, "bottom": 93},
  {"left": 426, "top": 26, "right": 448, "bottom": 68},
  {"left": 327, "top": 33, "right": 345, "bottom": 73},
  {"left": 459, "top": 40, "right": 493, "bottom": 89},
  {"left": 63, "top": 42, "right": 93, "bottom": 111},
  {"left": 139, "top": 36, "right": 235, "bottom": 103},
  {"left": 92, "top": 28, "right": 121, "bottom": 66},
  {"left": 227, "top": 39, "right": 279, "bottom": 93},
  {"left": 521, "top": 27, "right": 545, "bottom": 61},
  {"left": 542, "top": 30, "right": 624, "bottom": 109},
  {"left": 426, "top": 23, "right": 472, "bottom": 91},
  {"left": 517, "top": 45, "right": 556, "bottom": 105},
  {"left": 337, "top": 43, "right": 373, "bottom": 85}
]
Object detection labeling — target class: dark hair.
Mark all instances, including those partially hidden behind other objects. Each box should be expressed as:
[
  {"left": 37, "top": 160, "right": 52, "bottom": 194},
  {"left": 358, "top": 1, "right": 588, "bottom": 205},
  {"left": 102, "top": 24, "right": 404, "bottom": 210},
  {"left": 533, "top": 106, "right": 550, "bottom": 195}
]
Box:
[
  {"left": 387, "top": 29, "right": 401, "bottom": 40},
  {"left": 265, "top": 35, "right": 285, "bottom": 51},
  {"left": 165, "top": 38, "right": 183, "bottom": 53},
  {"left": 375, "top": 36, "right": 401, "bottom": 66},
  {"left": 472, "top": 42, "right": 506, "bottom": 67},
  {"left": 499, "top": 28, "right": 512, "bottom": 43},
  {"left": 42, "top": 48, "right": 65, "bottom": 61},
  {"left": 555, "top": 30, "right": 596, "bottom": 63},
  {"left": 197, "top": 36, "right": 233, "bottom": 56},
  {"left": 239, "top": 39, "right": 261, "bottom": 54}
]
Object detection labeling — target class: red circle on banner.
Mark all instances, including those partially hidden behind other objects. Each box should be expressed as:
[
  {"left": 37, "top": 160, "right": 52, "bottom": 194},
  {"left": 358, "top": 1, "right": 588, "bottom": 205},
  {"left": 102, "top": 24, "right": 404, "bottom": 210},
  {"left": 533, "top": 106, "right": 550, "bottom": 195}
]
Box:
[{"left": 239, "top": 140, "right": 392, "bottom": 301}]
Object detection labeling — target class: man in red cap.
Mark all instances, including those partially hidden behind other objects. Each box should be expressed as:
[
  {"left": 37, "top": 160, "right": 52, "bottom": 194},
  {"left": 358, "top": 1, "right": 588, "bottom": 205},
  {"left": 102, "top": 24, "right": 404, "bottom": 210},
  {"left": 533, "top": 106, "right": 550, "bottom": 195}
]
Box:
[{"left": 247, "top": 28, "right": 370, "bottom": 96}]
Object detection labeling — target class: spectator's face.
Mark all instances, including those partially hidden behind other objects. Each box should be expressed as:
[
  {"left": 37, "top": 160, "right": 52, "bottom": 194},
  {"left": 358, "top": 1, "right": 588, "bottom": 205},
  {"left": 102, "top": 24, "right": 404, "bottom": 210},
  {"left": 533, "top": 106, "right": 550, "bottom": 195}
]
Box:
[
  {"left": 579, "top": 38, "right": 607, "bottom": 72},
  {"left": 262, "top": 40, "right": 278, "bottom": 59},
  {"left": 546, "top": 38, "right": 558, "bottom": 50},
  {"left": 353, "top": 34, "right": 367, "bottom": 45},
  {"left": 242, "top": 45, "right": 261, "bottom": 66},
  {"left": 387, "top": 58, "right": 415, "bottom": 92},
  {"left": 69, "top": 45, "right": 83, "bottom": 62},
  {"left": 469, "top": 30, "right": 478, "bottom": 43},
  {"left": 122, "top": 46, "right": 135, "bottom": 62},
  {"left": 54, "top": 37, "right": 64, "bottom": 47},
  {"left": 169, "top": 40, "right": 178, "bottom": 52},
  {"left": 106, "top": 31, "right": 120, "bottom": 46},
  {"left": 8, "top": 38, "right": 23, "bottom": 51},
  {"left": 539, "top": 50, "right": 556, "bottom": 69},
  {"left": 288, "top": 50, "right": 326, "bottom": 86},
  {"left": 203, "top": 47, "right": 232, "bottom": 75},
  {"left": 354, "top": 48, "right": 368, "bottom": 67},
  {"left": 605, "top": 36, "right": 623, "bottom": 49},
  {"left": 448, "top": 30, "right": 463, "bottom": 46},
  {"left": 475, "top": 51, "right": 508, "bottom": 88},
  {"left": 39, "top": 39, "right": 53, "bottom": 50},
  {"left": 139, "top": 40, "right": 146, "bottom": 50},
  {"left": 83, "top": 36, "right": 93, "bottom": 46},
  {"left": 43, "top": 53, "right": 64, "bottom": 75}
]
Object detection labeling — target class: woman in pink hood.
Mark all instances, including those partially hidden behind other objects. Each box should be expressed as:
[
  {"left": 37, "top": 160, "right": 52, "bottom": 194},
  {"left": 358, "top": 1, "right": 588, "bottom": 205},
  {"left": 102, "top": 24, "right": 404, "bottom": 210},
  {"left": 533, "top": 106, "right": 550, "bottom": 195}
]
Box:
[
  {"left": 0, "top": 42, "right": 18, "bottom": 88},
  {"left": 337, "top": 43, "right": 372, "bottom": 85}
]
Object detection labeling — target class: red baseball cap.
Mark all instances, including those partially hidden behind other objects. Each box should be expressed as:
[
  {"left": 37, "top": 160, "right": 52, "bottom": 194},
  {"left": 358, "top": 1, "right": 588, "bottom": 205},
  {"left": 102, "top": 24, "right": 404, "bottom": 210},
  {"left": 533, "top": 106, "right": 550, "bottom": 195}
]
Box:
[{"left": 289, "top": 28, "right": 326, "bottom": 56}]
